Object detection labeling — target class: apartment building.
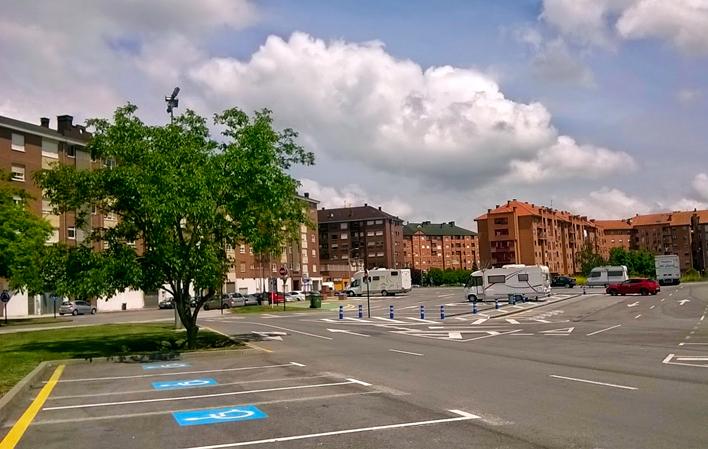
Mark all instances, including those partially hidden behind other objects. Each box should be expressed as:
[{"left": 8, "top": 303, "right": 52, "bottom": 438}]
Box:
[
  {"left": 318, "top": 204, "right": 404, "bottom": 289},
  {"left": 222, "top": 193, "right": 322, "bottom": 294},
  {"left": 475, "top": 200, "right": 600, "bottom": 274},
  {"left": 593, "top": 219, "right": 633, "bottom": 259},
  {"left": 0, "top": 114, "right": 143, "bottom": 317},
  {"left": 402, "top": 221, "right": 479, "bottom": 271}
]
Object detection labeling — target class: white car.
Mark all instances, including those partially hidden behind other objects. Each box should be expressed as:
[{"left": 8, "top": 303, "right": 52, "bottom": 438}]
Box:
[{"left": 287, "top": 291, "right": 306, "bottom": 301}]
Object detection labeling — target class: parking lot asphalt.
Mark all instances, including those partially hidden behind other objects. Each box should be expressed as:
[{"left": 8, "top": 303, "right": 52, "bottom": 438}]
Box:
[{"left": 1, "top": 351, "right": 542, "bottom": 449}]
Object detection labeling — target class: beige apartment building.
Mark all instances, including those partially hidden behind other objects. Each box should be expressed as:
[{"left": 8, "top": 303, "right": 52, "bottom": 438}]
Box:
[
  {"left": 475, "top": 200, "right": 601, "bottom": 275},
  {"left": 222, "top": 193, "right": 322, "bottom": 294},
  {"left": 318, "top": 205, "right": 404, "bottom": 289},
  {"left": 402, "top": 221, "right": 479, "bottom": 271},
  {"left": 593, "top": 219, "right": 633, "bottom": 258}
]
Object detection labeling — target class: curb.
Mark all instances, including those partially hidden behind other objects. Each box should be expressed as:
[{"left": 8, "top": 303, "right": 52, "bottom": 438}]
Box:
[
  {"left": 487, "top": 294, "right": 582, "bottom": 318},
  {"left": 0, "top": 361, "right": 54, "bottom": 425}
]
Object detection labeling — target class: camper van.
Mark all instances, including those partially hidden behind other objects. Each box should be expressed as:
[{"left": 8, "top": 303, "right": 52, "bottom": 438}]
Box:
[
  {"left": 655, "top": 255, "right": 680, "bottom": 285},
  {"left": 586, "top": 265, "right": 629, "bottom": 287},
  {"left": 464, "top": 265, "right": 551, "bottom": 302},
  {"left": 345, "top": 269, "right": 412, "bottom": 296}
]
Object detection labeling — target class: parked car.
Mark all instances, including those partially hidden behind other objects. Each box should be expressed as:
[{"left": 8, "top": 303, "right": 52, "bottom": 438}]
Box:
[
  {"left": 269, "top": 292, "right": 285, "bottom": 304},
  {"left": 203, "top": 294, "right": 245, "bottom": 310},
  {"left": 551, "top": 275, "right": 576, "bottom": 288},
  {"left": 287, "top": 291, "right": 306, "bottom": 301},
  {"left": 606, "top": 278, "right": 660, "bottom": 296},
  {"left": 59, "top": 300, "right": 96, "bottom": 316},
  {"left": 158, "top": 298, "right": 174, "bottom": 309},
  {"left": 244, "top": 294, "right": 259, "bottom": 306}
]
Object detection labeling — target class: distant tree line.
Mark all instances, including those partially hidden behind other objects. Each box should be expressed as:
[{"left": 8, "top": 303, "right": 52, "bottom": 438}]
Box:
[
  {"left": 411, "top": 268, "right": 474, "bottom": 286},
  {"left": 577, "top": 242, "right": 655, "bottom": 277}
]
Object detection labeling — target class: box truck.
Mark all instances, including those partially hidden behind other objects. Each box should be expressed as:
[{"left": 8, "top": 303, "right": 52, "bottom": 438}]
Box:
[{"left": 655, "top": 255, "right": 680, "bottom": 285}]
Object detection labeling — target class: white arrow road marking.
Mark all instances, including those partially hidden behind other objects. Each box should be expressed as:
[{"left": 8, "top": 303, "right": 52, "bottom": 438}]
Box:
[
  {"left": 252, "top": 331, "right": 286, "bottom": 341},
  {"left": 541, "top": 327, "right": 575, "bottom": 335},
  {"left": 327, "top": 328, "right": 370, "bottom": 337},
  {"left": 448, "top": 332, "right": 463, "bottom": 339},
  {"left": 679, "top": 299, "right": 690, "bottom": 305},
  {"left": 627, "top": 302, "right": 639, "bottom": 308}
]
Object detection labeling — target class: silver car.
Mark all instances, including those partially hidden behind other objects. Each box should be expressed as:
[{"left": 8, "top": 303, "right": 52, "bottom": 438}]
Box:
[{"left": 59, "top": 300, "right": 96, "bottom": 316}]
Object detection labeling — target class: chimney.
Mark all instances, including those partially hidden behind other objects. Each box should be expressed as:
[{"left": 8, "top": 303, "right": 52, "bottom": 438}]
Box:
[
  {"left": 303, "top": 192, "right": 309, "bottom": 198},
  {"left": 378, "top": 206, "right": 381, "bottom": 211},
  {"left": 364, "top": 203, "right": 368, "bottom": 207},
  {"left": 57, "top": 115, "right": 73, "bottom": 134},
  {"left": 449, "top": 221, "right": 455, "bottom": 226},
  {"left": 40, "top": 117, "right": 50, "bottom": 128}
]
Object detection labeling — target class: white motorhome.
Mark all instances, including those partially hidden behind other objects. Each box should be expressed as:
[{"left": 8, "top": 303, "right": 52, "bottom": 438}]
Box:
[
  {"left": 586, "top": 265, "right": 628, "bottom": 287},
  {"left": 464, "top": 265, "right": 551, "bottom": 302},
  {"left": 345, "top": 269, "right": 412, "bottom": 296},
  {"left": 655, "top": 255, "right": 681, "bottom": 285}
]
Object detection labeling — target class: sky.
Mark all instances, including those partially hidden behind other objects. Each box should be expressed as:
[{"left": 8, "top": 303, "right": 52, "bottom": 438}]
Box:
[{"left": 1, "top": 0, "right": 707, "bottom": 230}]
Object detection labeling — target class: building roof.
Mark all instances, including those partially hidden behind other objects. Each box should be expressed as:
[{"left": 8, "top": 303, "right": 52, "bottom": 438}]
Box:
[
  {"left": 318, "top": 205, "right": 402, "bottom": 223},
  {"left": 475, "top": 199, "right": 589, "bottom": 223},
  {"left": 403, "top": 221, "right": 477, "bottom": 237},
  {"left": 629, "top": 212, "right": 671, "bottom": 227},
  {"left": 593, "top": 219, "right": 633, "bottom": 230},
  {"left": 0, "top": 115, "right": 90, "bottom": 144}
]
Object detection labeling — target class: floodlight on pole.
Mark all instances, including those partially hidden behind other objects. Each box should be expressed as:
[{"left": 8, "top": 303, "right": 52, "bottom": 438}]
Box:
[{"left": 165, "top": 87, "right": 180, "bottom": 121}]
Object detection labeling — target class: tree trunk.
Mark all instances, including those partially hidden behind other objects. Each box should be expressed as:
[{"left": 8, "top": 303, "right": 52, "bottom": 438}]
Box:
[{"left": 185, "top": 322, "right": 199, "bottom": 349}]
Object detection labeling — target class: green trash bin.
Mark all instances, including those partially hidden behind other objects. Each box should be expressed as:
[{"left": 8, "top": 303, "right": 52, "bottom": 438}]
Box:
[{"left": 308, "top": 293, "right": 322, "bottom": 309}]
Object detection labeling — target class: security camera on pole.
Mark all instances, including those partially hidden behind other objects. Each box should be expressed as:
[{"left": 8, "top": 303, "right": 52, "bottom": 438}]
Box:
[{"left": 279, "top": 266, "right": 288, "bottom": 311}]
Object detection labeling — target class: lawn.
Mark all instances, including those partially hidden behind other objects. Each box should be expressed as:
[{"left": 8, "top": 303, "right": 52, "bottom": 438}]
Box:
[
  {"left": 229, "top": 300, "right": 342, "bottom": 314},
  {"left": 0, "top": 323, "right": 239, "bottom": 397},
  {"left": 0, "top": 317, "right": 72, "bottom": 327}
]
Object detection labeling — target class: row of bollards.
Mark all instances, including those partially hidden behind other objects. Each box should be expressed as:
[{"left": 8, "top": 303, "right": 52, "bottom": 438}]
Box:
[{"left": 338, "top": 301, "right": 487, "bottom": 321}]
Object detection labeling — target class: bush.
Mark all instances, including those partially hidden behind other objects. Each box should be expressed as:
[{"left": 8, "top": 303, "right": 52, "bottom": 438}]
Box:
[{"left": 681, "top": 269, "right": 705, "bottom": 283}]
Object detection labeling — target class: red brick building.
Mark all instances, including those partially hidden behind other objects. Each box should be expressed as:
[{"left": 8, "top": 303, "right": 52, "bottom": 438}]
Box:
[{"left": 402, "top": 221, "right": 479, "bottom": 271}]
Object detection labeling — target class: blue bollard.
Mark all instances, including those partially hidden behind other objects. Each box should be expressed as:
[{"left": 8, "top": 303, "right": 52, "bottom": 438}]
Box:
[
  {"left": 358, "top": 304, "right": 363, "bottom": 319},
  {"left": 472, "top": 301, "right": 478, "bottom": 314},
  {"left": 495, "top": 299, "right": 499, "bottom": 309},
  {"left": 389, "top": 304, "right": 394, "bottom": 320},
  {"left": 339, "top": 305, "right": 344, "bottom": 320},
  {"left": 420, "top": 304, "right": 425, "bottom": 320},
  {"left": 440, "top": 304, "right": 445, "bottom": 320}
]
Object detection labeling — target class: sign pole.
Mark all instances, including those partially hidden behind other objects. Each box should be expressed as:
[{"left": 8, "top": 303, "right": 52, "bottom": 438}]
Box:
[
  {"left": 0, "top": 290, "right": 11, "bottom": 325},
  {"left": 283, "top": 277, "right": 287, "bottom": 311},
  {"left": 365, "top": 269, "right": 371, "bottom": 318},
  {"left": 3, "top": 303, "right": 6, "bottom": 325}
]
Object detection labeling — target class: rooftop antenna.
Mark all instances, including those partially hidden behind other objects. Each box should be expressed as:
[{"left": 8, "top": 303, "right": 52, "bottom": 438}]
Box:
[{"left": 165, "top": 87, "right": 180, "bottom": 122}]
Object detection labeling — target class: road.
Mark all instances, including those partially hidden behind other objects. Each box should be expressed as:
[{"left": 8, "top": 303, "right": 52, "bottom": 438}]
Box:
[{"left": 2, "top": 283, "right": 707, "bottom": 448}]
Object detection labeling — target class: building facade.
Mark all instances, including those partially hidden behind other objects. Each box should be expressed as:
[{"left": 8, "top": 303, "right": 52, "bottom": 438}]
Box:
[
  {"left": 222, "top": 194, "right": 322, "bottom": 294},
  {"left": 318, "top": 205, "right": 404, "bottom": 289},
  {"left": 402, "top": 221, "right": 479, "bottom": 271},
  {"left": 0, "top": 114, "right": 144, "bottom": 317},
  {"left": 593, "top": 219, "right": 633, "bottom": 259},
  {"left": 475, "top": 200, "right": 600, "bottom": 274}
]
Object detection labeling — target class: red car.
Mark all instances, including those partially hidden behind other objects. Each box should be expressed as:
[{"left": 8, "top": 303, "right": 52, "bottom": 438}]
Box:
[
  {"left": 606, "top": 278, "right": 660, "bottom": 296},
  {"left": 268, "top": 292, "right": 285, "bottom": 304}
]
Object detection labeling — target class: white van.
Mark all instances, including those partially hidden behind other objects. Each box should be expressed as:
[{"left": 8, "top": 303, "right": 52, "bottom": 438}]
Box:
[
  {"left": 345, "top": 269, "right": 412, "bottom": 296},
  {"left": 464, "top": 265, "right": 551, "bottom": 302},
  {"left": 586, "top": 265, "right": 628, "bottom": 287},
  {"left": 655, "top": 255, "right": 680, "bottom": 285}
]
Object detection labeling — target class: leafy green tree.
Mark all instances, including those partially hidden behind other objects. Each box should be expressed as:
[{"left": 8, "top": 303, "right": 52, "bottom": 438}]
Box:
[
  {"left": 36, "top": 105, "right": 314, "bottom": 347},
  {"left": 426, "top": 268, "right": 444, "bottom": 286},
  {"left": 608, "top": 247, "right": 655, "bottom": 277},
  {"left": 577, "top": 240, "right": 606, "bottom": 276},
  {"left": 0, "top": 171, "right": 52, "bottom": 294}
]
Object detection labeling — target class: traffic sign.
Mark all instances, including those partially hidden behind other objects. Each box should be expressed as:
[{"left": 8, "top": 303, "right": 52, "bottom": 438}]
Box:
[
  {"left": 172, "top": 405, "right": 268, "bottom": 426},
  {"left": 0, "top": 290, "right": 10, "bottom": 303},
  {"left": 279, "top": 266, "right": 288, "bottom": 278},
  {"left": 303, "top": 277, "right": 311, "bottom": 285},
  {"left": 151, "top": 378, "right": 217, "bottom": 390}
]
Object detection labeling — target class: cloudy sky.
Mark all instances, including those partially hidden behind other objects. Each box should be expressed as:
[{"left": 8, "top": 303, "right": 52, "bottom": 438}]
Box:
[{"left": 2, "top": 0, "right": 707, "bottom": 229}]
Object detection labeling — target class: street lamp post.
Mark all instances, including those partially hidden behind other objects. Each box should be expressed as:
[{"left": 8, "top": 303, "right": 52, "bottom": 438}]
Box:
[{"left": 164, "top": 86, "right": 182, "bottom": 330}]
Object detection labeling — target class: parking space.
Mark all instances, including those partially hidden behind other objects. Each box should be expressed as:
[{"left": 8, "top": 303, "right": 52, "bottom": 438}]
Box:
[{"left": 4, "top": 352, "right": 491, "bottom": 449}]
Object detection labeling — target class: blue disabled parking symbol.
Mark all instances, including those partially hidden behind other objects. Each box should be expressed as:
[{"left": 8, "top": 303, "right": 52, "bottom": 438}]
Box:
[
  {"left": 141, "top": 362, "right": 191, "bottom": 371},
  {"left": 173, "top": 405, "right": 267, "bottom": 426},
  {"left": 152, "top": 378, "right": 217, "bottom": 391}
]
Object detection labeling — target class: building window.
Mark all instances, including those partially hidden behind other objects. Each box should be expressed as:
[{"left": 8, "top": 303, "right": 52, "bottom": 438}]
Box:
[
  {"left": 311, "top": 234, "right": 316, "bottom": 242},
  {"left": 272, "top": 264, "right": 277, "bottom": 272},
  {"left": 340, "top": 223, "right": 348, "bottom": 230},
  {"left": 375, "top": 231, "right": 383, "bottom": 236},
  {"left": 66, "top": 145, "right": 76, "bottom": 158},
  {"left": 11, "top": 133, "right": 25, "bottom": 152},
  {"left": 67, "top": 227, "right": 76, "bottom": 240},
  {"left": 312, "top": 264, "right": 317, "bottom": 272},
  {"left": 311, "top": 249, "right": 316, "bottom": 256},
  {"left": 240, "top": 262, "right": 246, "bottom": 273},
  {"left": 367, "top": 231, "right": 375, "bottom": 237},
  {"left": 11, "top": 165, "right": 25, "bottom": 182},
  {"left": 341, "top": 233, "right": 348, "bottom": 240},
  {"left": 494, "top": 218, "right": 508, "bottom": 225},
  {"left": 42, "top": 138, "right": 58, "bottom": 158},
  {"left": 240, "top": 244, "right": 246, "bottom": 254},
  {"left": 375, "top": 220, "right": 383, "bottom": 225}
]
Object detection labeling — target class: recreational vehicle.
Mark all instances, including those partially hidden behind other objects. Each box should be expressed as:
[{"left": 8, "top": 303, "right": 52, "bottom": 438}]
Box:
[
  {"left": 464, "top": 265, "right": 551, "bottom": 302},
  {"left": 345, "top": 269, "right": 412, "bottom": 296},
  {"left": 655, "top": 255, "right": 680, "bottom": 285},
  {"left": 586, "top": 265, "right": 629, "bottom": 287}
]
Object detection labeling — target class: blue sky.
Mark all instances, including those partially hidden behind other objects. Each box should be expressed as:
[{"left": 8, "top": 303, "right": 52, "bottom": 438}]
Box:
[{"left": 1, "top": 0, "right": 707, "bottom": 227}]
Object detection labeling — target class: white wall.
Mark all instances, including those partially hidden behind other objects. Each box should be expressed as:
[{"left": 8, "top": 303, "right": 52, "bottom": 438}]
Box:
[
  {"left": 3, "top": 290, "right": 29, "bottom": 317},
  {"left": 98, "top": 289, "right": 145, "bottom": 312}
]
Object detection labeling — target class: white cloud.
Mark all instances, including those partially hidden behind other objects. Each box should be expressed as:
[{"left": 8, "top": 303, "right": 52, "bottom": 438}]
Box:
[
  {"left": 676, "top": 88, "right": 704, "bottom": 105},
  {"left": 542, "top": 0, "right": 708, "bottom": 55},
  {"left": 507, "top": 136, "right": 636, "bottom": 183},
  {"left": 299, "top": 178, "right": 413, "bottom": 218},
  {"left": 530, "top": 38, "right": 596, "bottom": 87},
  {"left": 565, "top": 187, "right": 654, "bottom": 219},
  {"left": 692, "top": 172, "right": 708, "bottom": 200},
  {"left": 190, "top": 32, "right": 630, "bottom": 186}
]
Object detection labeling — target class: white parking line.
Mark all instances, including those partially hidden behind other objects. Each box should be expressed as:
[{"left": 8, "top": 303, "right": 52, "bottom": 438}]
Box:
[
  {"left": 406, "top": 317, "right": 439, "bottom": 324},
  {"left": 471, "top": 318, "right": 488, "bottom": 325},
  {"left": 181, "top": 410, "right": 480, "bottom": 449},
  {"left": 372, "top": 317, "right": 406, "bottom": 324},
  {"left": 505, "top": 319, "right": 520, "bottom": 324},
  {"left": 55, "top": 362, "right": 303, "bottom": 383},
  {"left": 389, "top": 349, "right": 423, "bottom": 356},
  {"left": 243, "top": 322, "right": 333, "bottom": 340},
  {"left": 587, "top": 325, "right": 621, "bottom": 336},
  {"left": 549, "top": 375, "right": 637, "bottom": 390},
  {"left": 634, "top": 314, "right": 642, "bottom": 319},
  {"left": 43, "top": 380, "right": 364, "bottom": 411},
  {"left": 650, "top": 305, "right": 656, "bottom": 309}
]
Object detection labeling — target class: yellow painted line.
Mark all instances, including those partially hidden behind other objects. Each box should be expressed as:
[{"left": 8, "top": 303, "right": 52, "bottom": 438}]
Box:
[{"left": 0, "top": 364, "right": 64, "bottom": 449}]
